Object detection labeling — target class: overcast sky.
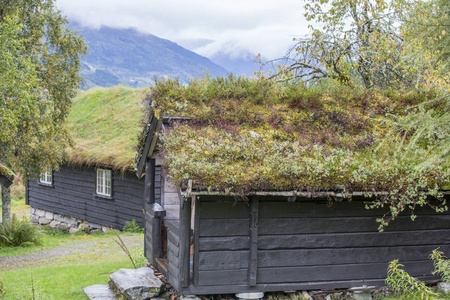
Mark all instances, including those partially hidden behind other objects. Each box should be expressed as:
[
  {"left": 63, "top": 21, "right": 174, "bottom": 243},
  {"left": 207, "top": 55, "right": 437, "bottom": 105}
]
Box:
[{"left": 55, "top": 0, "right": 310, "bottom": 60}]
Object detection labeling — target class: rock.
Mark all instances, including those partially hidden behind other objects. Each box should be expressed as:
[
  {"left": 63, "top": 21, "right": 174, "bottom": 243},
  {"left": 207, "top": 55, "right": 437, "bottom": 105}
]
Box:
[
  {"left": 30, "top": 215, "right": 39, "bottom": 224},
  {"left": 84, "top": 284, "right": 116, "bottom": 300},
  {"left": 102, "top": 226, "right": 111, "bottom": 233},
  {"left": 38, "top": 217, "right": 51, "bottom": 225},
  {"left": 62, "top": 216, "right": 78, "bottom": 227},
  {"left": 53, "top": 214, "right": 64, "bottom": 222},
  {"left": 438, "top": 282, "right": 450, "bottom": 294},
  {"left": 35, "top": 209, "right": 46, "bottom": 217},
  {"left": 45, "top": 211, "right": 54, "bottom": 220},
  {"left": 352, "top": 290, "right": 372, "bottom": 300},
  {"left": 49, "top": 220, "right": 60, "bottom": 228},
  {"left": 109, "top": 267, "right": 163, "bottom": 299},
  {"left": 88, "top": 222, "right": 102, "bottom": 230},
  {"left": 30, "top": 207, "right": 36, "bottom": 215},
  {"left": 69, "top": 227, "right": 79, "bottom": 234},
  {"left": 300, "top": 291, "right": 310, "bottom": 299},
  {"left": 57, "top": 223, "right": 69, "bottom": 231},
  {"left": 78, "top": 223, "right": 90, "bottom": 233},
  {"left": 180, "top": 296, "right": 201, "bottom": 300},
  {"left": 235, "top": 292, "right": 264, "bottom": 300}
]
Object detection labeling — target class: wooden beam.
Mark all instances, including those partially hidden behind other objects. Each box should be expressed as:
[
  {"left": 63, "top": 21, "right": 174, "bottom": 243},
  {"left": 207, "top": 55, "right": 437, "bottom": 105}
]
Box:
[
  {"left": 193, "top": 196, "right": 200, "bottom": 286},
  {"left": 178, "top": 189, "right": 192, "bottom": 289},
  {"left": 152, "top": 214, "right": 164, "bottom": 261},
  {"left": 248, "top": 197, "right": 259, "bottom": 286},
  {"left": 136, "top": 117, "right": 161, "bottom": 178},
  {"left": 144, "top": 158, "right": 155, "bottom": 204}
]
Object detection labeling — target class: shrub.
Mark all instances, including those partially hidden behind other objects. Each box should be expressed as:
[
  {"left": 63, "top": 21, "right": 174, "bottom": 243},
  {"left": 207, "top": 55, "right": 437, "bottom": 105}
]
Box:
[
  {"left": 430, "top": 248, "right": 450, "bottom": 283},
  {"left": 122, "top": 219, "right": 144, "bottom": 234},
  {"left": 386, "top": 259, "right": 439, "bottom": 299},
  {"left": 0, "top": 214, "right": 42, "bottom": 247}
]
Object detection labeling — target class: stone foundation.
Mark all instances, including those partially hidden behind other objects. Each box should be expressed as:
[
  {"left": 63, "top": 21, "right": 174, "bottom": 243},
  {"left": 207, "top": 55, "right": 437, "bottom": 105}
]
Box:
[{"left": 30, "top": 207, "right": 111, "bottom": 234}]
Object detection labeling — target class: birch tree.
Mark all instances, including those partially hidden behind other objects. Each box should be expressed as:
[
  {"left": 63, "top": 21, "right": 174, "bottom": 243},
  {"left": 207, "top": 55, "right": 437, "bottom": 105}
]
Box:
[{"left": 0, "top": 0, "right": 86, "bottom": 222}]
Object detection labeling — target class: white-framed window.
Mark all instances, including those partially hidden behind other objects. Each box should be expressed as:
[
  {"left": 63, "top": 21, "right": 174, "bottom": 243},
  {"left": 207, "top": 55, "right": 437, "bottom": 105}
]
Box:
[
  {"left": 39, "top": 169, "right": 53, "bottom": 185},
  {"left": 96, "top": 168, "right": 112, "bottom": 197}
]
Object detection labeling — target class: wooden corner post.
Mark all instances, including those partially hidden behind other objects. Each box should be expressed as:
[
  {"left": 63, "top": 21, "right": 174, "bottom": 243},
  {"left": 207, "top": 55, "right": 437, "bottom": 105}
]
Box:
[
  {"left": 145, "top": 158, "right": 166, "bottom": 265},
  {"left": 248, "top": 197, "right": 259, "bottom": 286},
  {"left": 178, "top": 188, "right": 192, "bottom": 289}
]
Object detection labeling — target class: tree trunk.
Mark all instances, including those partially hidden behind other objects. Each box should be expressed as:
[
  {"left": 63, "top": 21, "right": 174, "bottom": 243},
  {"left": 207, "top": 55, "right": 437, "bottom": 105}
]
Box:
[{"left": 1, "top": 184, "right": 11, "bottom": 224}]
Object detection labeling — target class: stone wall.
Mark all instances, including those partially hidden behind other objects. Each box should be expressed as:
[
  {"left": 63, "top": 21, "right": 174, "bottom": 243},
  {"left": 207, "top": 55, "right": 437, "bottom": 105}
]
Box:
[{"left": 30, "top": 207, "right": 111, "bottom": 234}]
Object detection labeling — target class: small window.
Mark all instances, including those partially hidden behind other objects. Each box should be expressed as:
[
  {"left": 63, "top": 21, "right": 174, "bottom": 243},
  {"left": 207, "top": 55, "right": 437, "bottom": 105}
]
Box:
[
  {"left": 39, "top": 169, "right": 53, "bottom": 185},
  {"left": 96, "top": 168, "right": 112, "bottom": 197}
]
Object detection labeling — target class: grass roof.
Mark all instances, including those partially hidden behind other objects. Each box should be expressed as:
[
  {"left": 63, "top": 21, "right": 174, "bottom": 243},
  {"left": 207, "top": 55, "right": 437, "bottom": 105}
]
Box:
[
  {"left": 66, "top": 85, "right": 150, "bottom": 172},
  {"left": 147, "top": 77, "right": 448, "bottom": 211},
  {"left": 148, "top": 76, "right": 449, "bottom": 228},
  {"left": 0, "top": 163, "right": 14, "bottom": 182}
]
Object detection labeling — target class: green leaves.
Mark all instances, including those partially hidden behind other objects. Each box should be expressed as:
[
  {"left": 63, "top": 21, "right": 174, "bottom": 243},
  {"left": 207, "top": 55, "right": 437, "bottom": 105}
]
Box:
[
  {"left": 0, "top": 0, "right": 86, "bottom": 180},
  {"left": 260, "top": 0, "right": 449, "bottom": 90},
  {"left": 386, "top": 259, "right": 439, "bottom": 299}
]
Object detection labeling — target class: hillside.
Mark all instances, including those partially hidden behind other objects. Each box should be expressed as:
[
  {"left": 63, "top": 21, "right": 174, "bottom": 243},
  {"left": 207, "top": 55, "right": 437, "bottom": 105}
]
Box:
[{"left": 72, "top": 23, "right": 228, "bottom": 89}]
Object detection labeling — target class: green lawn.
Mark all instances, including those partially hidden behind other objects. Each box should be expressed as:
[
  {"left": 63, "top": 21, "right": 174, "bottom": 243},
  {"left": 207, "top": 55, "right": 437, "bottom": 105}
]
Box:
[{"left": 0, "top": 231, "right": 144, "bottom": 299}]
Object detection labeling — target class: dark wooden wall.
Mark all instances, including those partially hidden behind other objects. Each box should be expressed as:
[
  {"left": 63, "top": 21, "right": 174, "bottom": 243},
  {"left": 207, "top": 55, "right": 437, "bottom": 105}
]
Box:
[
  {"left": 28, "top": 165, "right": 146, "bottom": 229},
  {"left": 166, "top": 219, "right": 182, "bottom": 290},
  {"left": 144, "top": 166, "right": 162, "bottom": 262},
  {"left": 182, "top": 195, "right": 450, "bottom": 295}
]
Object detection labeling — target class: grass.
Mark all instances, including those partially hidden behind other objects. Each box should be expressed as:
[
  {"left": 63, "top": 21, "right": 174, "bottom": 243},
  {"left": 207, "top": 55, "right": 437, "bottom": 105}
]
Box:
[
  {"left": 1, "top": 184, "right": 145, "bottom": 299},
  {"left": 66, "top": 86, "right": 150, "bottom": 172},
  {"left": 1, "top": 231, "right": 144, "bottom": 299}
]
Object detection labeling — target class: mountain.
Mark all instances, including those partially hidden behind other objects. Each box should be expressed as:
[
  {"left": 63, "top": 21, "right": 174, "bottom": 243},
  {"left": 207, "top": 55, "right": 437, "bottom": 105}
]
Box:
[
  {"left": 176, "top": 38, "right": 262, "bottom": 77},
  {"left": 71, "top": 23, "right": 229, "bottom": 89},
  {"left": 209, "top": 51, "right": 262, "bottom": 78}
]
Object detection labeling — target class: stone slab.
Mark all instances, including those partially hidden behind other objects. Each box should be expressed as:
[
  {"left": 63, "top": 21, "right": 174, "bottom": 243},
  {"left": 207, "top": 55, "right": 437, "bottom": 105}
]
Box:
[
  {"left": 109, "top": 267, "right": 163, "bottom": 299},
  {"left": 84, "top": 284, "right": 116, "bottom": 300},
  {"left": 38, "top": 217, "right": 50, "bottom": 225}
]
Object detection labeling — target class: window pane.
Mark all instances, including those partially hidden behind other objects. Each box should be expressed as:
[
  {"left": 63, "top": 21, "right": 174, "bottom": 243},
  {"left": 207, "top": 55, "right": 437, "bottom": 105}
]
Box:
[
  {"left": 97, "top": 169, "right": 111, "bottom": 196},
  {"left": 40, "top": 169, "right": 52, "bottom": 185}
]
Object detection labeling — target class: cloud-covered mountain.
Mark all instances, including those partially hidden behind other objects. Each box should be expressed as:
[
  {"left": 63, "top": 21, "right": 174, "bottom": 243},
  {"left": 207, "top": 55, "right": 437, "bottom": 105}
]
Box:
[{"left": 72, "top": 23, "right": 229, "bottom": 89}]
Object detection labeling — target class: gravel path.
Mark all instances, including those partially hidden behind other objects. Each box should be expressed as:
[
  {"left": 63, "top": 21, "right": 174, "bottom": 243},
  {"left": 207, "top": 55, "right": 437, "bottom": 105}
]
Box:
[{"left": 0, "top": 234, "right": 143, "bottom": 271}]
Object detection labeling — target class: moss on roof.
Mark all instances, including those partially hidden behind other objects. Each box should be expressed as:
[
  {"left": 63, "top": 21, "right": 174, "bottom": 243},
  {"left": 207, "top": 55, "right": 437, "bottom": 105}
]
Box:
[
  {"left": 0, "top": 163, "right": 14, "bottom": 182},
  {"left": 148, "top": 76, "right": 449, "bottom": 228},
  {"left": 149, "top": 76, "right": 449, "bottom": 196},
  {"left": 66, "top": 85, "right": 150, "bottom": 171}
]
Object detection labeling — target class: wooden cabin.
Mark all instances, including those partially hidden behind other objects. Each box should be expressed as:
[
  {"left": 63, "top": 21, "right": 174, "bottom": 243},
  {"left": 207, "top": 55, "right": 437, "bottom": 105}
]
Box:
[
  {"left": 0, "top": 163, "right": 14, "bottom": 189},
  {"left": 27, "top": 86, "right": 150, "bottom": 230},
  {"left": 136, "top": 77, "right": 450, "bottom": 295}
]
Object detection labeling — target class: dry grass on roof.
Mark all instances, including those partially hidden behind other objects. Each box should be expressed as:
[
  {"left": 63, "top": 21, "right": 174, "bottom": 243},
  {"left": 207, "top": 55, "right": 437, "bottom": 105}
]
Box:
[{"left": 66, "top": 85, "right": 150, "bottom": 172}]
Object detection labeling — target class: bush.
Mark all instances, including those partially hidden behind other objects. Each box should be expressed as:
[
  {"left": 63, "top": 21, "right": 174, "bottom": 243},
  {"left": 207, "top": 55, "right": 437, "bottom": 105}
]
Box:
[
  {"left": 0, "top": 214, "right": 42, "bottom": 247},
  {"left": 386, "top": 259, "right": 439, "bottom": 299},
  {"left": 430, "top": 248, "right": 450, "bottom": 283},
  {"left": 122, "top": 219, "right": 144, "bottom": 234}
]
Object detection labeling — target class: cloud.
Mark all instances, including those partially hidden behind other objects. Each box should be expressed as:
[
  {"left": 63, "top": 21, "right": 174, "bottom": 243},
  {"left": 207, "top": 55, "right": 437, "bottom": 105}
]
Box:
[{"left": 56, "top": 0, "right": 309, "bottom": 60}]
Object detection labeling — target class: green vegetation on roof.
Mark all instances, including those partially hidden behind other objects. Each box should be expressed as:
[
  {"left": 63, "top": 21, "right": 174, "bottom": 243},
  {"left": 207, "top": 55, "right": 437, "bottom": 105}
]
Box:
[
  {"left": 149, "top": 76, "right": 449, "bottom": 229},
  {"left": 67, "top": 85, "right": 149, "bottom": 171},
  {"left": 0, "top": 163, "right": 14, "bottom": 182}
]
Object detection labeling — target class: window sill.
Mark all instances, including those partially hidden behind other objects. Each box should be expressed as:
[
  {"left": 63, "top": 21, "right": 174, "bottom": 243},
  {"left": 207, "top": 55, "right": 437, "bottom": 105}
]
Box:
[
  {"left": 38, "top": 182, "right": 54, "bottom": 188},
  {"left": 93, "top": 194, "right": 113, "bottom": 200}
]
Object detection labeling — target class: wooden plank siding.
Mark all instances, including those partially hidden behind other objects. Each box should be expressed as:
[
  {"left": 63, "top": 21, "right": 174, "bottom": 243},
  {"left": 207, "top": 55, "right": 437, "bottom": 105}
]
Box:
[
  {"left": 184, "top": 195, "right": 450, "bottom": 295},
  {"left": 166, "top": 219, "right": 182, "bottom": 291},
  {"left": 143, "top": 165, "right": 162, "bottom": 264},
  {"left": 28, "top": 165, "right": 146, "bottom": 229}
]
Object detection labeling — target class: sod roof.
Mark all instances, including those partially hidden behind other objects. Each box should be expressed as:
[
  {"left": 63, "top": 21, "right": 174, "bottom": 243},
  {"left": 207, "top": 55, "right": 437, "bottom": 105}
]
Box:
[
  {"left": 147, "top": 77, "right": 449, "bottom": 196},
  {"left": 66, "top": 85, "right": 150, "bottom": 172},
  {"left": 0, "top": 163, "right": 14, "bottom": 183}
]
